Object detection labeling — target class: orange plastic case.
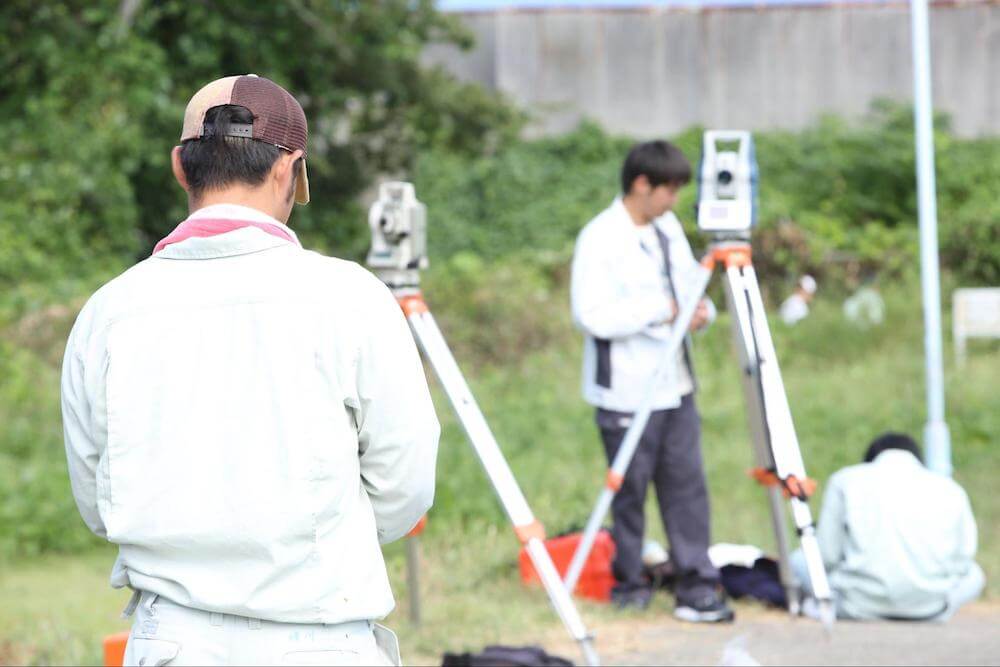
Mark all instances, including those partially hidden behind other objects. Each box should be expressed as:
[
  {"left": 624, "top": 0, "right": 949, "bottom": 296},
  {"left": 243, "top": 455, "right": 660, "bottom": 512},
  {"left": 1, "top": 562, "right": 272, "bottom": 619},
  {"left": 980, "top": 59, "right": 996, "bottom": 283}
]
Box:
[
  {"left": 103, "top": 631, "right": 129, "bottom": 667},
  {"left": 518, "top": 530, "right": 616, "bottom": 602}
]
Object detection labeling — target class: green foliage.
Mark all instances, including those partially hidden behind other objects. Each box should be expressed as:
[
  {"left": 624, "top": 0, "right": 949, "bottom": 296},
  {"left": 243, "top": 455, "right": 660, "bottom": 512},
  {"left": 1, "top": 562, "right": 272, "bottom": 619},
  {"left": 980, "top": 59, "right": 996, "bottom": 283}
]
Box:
[
  {"left": 413, "top": 121, "right": 632, "bottom": 261},
  {"left": 752, "top": 101, "right": 1000, "bottom": 287},
  {"left": 0, "top": 3, "right": 168, "bottom": 285},
  {"left": 0, "top": 0, "right": 524, "bottom": 286},
  {"left": 422, "top": 249, "right": 575, "bottom": 367},
  {"left": 0, "top": 343, "right": 104, "bottom": 559},
  {"left": 936, "top": 134, "right": 1000, "bottom": 285},
  {"left": 414, "top": 103, "right": 999, "bottom": 288}
]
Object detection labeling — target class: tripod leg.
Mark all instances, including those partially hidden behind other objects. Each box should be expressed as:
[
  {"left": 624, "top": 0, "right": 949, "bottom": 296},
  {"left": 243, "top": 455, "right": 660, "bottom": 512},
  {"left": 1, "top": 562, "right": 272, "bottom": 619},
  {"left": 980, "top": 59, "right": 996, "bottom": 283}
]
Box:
[
  {"left": 406, "top": 536, "right": 422, "bottom": 625},
  {"left": 765, "top": 486, "right": 799, "bottom": 613},
  {"left": 722, "top": 270, "right": 800, "bottom": 613},
  {"left": 563, "top": 262, "right": 714, "bottom": 595},
  {"left": 405, "top": 307, "right": 599, "bottom": 665},
  {"left": 723, "top": 264, "right": 834, "bottom": 626},
  {"left": 741, "top": 267, "right": 834, "bottom": 607}
]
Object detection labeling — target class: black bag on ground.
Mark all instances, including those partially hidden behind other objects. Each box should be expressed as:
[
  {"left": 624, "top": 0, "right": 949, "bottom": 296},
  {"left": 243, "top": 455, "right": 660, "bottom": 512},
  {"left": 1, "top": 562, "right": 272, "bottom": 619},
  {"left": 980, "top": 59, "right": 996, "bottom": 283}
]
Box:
[
  {"left": 442, "top": 645, "right": 574, "bottom": 667},
  {"left": 719, "top": 556, "right": 788, "bottom": 608}
]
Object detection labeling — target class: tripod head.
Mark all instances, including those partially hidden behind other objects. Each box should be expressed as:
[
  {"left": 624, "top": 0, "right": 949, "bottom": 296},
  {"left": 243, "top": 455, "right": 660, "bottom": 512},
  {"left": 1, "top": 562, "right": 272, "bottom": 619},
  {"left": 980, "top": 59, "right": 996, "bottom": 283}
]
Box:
[
  {"left": 366, "top": 181, "right": 428, "bottom": 290},
  {"left": 696, "top": 131, "right": 759, "bottom": 243}
]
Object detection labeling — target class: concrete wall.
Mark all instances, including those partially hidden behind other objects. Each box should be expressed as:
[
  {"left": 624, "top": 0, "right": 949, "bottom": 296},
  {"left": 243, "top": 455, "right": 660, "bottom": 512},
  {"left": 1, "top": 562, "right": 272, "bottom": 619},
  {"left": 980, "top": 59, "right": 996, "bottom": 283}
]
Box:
[{"left": 423, "top": 2, "right": 999, "bottom": 137}]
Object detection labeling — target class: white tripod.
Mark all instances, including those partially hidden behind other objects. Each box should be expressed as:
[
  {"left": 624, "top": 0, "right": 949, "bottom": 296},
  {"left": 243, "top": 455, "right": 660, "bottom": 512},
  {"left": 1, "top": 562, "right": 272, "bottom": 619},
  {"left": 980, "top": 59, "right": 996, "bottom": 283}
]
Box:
[
  {"left": 562, "top": 242, "right": 835, "bottom": 629},
  {"left": 367, "top": 182, "right": 599, "bottom": 665},
  {"left": 392, "top": 290, "right": 600, "bottom": 666}
]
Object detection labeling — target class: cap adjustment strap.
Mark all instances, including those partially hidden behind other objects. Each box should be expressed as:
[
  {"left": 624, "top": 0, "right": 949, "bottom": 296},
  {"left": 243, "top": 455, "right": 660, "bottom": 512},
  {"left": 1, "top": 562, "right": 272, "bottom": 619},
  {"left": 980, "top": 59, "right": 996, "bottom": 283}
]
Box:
[{"left": 202, "top": 122, "right": 253, "bottom": 139}]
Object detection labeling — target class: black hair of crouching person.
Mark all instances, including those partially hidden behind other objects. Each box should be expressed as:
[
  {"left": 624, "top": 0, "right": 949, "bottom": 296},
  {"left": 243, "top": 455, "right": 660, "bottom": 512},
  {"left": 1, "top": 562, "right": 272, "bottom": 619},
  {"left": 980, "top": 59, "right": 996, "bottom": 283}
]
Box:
[
  {"left": 863, "top": 432, "right": 923, "bottom": 464},
  {"left": 620, "top": 140, "right": 692, "bottom": 195},
  {"left": 179, "top": 104, "right": 282, "bottom": 201}
]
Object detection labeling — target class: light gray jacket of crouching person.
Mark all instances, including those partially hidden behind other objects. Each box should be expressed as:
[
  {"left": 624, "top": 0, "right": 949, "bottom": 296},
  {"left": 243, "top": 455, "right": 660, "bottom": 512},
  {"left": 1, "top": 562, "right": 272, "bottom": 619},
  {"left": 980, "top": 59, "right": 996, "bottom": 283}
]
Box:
[
  {"left": 61, "top": 204, "right": 440, "bottom": 665},
  {"left": 793, "top": 447, "right": 982, "bottom": 622}
]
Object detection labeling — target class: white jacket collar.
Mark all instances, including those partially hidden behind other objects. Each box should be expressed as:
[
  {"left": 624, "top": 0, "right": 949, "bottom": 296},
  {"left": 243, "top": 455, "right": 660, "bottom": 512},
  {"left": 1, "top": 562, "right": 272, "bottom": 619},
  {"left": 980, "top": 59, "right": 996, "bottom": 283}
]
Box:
[
  {"left": 872, "top": 448, "right": 925, "bottom": 469},
  {"left": 609, "top": 197, "right": 676, "bottom": 234}
]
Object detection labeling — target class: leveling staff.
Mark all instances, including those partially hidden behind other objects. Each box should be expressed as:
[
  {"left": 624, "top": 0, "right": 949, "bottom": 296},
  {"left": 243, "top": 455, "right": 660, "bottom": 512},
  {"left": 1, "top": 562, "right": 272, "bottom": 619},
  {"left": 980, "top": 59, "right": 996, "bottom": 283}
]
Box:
[
  {"left": 571, "top": 141, "right": 733, "bottom": 621},
  {"left": 61, "top": 75, "right": 439, "bottom": 666}
]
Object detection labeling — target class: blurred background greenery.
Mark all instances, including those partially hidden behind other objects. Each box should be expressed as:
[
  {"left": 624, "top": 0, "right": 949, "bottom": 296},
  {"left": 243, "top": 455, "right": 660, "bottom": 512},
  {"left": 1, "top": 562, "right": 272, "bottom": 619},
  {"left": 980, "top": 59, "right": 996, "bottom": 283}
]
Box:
[{"left": 1, "top": 1, "right": 998, "bottom": 665}]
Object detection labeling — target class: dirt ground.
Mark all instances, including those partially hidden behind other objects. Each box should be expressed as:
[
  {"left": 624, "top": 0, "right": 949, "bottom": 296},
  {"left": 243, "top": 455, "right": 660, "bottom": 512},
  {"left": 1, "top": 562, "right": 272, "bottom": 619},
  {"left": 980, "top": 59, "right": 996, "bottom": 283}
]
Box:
[{"left": 540, "top": 602, "right": 1000, "bottom": 666}]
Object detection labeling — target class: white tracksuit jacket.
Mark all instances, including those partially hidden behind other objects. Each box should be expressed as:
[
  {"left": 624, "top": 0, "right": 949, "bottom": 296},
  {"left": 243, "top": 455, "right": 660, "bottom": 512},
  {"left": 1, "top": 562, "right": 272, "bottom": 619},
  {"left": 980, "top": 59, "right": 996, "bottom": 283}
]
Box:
[
  {"left": 61, "top": 204, "right": 440, "bottom": 625},
  {"left": 570, "top": 198, "right": 715, "bottom": 413}
]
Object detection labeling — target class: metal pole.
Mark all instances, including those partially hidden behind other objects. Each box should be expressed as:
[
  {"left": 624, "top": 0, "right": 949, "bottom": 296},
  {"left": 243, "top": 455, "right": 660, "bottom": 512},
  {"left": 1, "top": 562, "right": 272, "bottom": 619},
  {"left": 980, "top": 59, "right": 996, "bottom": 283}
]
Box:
[
  {"left": 910, "top": 0, "right": 952, "bottom": 475},
  {"left": 406, "top": 536, "right": 422, "bottom": 626}
]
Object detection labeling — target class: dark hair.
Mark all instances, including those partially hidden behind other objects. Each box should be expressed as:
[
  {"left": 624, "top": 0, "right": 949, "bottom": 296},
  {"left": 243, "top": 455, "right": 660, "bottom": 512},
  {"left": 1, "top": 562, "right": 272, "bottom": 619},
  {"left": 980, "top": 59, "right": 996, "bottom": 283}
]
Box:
[
  {"left": 179, "top": 105, "right": 282, "bottom": 200},
  {"left": 621, "top": 140, "right": 692, "bottom": 195},
  {"left": 863, "top": 432, "right": 922, "bottom": 464}
]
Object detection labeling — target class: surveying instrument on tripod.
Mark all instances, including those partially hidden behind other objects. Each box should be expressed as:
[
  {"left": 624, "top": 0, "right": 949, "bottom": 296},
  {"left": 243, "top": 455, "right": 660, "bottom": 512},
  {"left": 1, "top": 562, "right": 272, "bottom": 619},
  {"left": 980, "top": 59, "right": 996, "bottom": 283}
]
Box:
[
  {"left": 366, "top": 182, "right": 601, "bottom": 666},
  {"left": 563, "top": 131, "right": 836, "bottom": 629}
]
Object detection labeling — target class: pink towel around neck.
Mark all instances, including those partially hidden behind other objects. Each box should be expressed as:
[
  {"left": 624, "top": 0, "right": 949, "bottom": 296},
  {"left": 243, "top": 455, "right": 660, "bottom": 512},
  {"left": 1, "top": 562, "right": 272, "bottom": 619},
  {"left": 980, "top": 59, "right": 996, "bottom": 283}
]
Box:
[{"left": 153, "top": 218, "right": 298, "bottom": 254}]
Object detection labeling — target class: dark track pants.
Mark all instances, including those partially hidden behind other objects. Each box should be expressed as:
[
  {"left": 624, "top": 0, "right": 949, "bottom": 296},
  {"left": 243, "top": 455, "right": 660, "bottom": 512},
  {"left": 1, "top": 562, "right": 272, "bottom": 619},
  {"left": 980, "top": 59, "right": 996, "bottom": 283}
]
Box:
[{"left": 597, "top": 393, "right": 719, "bottom": 600}]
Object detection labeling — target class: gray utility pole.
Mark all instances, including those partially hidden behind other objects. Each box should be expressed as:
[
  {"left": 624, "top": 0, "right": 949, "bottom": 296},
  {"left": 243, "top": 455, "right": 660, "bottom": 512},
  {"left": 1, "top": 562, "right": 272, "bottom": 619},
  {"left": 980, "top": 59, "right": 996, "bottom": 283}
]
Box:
[{"left": 910, "top": 0, "right": 952, "bottom": 476}]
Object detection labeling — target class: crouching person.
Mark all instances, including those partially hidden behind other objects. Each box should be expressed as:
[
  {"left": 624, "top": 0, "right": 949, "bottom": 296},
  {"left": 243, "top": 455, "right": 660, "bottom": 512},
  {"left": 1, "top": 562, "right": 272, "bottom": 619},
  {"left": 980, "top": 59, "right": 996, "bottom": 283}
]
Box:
[
  {"left": 793, "top": 433, "right": 983, "bottom": 621},
  {"left": 61, "top": 75, "right": 440, "bottom": 666}
]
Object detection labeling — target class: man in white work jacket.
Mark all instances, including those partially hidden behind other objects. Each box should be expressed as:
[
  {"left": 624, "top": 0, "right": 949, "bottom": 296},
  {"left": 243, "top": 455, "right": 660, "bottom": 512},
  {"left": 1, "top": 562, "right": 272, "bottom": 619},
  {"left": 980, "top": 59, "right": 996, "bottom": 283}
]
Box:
[
  {"left": 793, "top": 432, "right": 983, "bottom": 621},
  {"left": 61, "top": 75, "right": 440, "bottom": 666},
  {"left": 571, "top": 140, "right": 733, "bottom": 621}
]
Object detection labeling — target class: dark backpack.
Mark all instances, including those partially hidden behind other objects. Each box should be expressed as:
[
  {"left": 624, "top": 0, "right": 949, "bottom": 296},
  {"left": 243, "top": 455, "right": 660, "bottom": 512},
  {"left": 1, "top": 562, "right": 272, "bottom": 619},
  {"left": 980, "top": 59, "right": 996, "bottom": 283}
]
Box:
[{"left": 442, "top": 645, "right": 574, "bottom": 667}]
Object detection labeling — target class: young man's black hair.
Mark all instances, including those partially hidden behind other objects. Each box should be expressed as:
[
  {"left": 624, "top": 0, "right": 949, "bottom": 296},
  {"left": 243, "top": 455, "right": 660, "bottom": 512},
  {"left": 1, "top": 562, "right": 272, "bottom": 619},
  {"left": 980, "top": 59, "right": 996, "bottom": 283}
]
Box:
[
  {"left": 620, "top": 140, "right": 692, "bottom": 195},
  {"left": 863, "top": 432, "right": 923, "bottom": 464},
  {"left": 179, "top": 105, "right": 297, "bottom": 201}
]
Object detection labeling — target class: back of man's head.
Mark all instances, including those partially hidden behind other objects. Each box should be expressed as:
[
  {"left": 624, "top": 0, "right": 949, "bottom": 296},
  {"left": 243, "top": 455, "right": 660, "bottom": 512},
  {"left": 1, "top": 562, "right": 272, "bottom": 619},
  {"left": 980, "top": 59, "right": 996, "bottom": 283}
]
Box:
[
  {"left": 174, "top": 74, "right": 310, "bottom": 218},
  {"left": 863, "top": 432, "right": 922, "bottom": 464},
  {"left": 179, "top": 104, "right": 285, "bottom": 202},
  {"left": 621, "top": 140, "right": 691, "bottom": 195}
]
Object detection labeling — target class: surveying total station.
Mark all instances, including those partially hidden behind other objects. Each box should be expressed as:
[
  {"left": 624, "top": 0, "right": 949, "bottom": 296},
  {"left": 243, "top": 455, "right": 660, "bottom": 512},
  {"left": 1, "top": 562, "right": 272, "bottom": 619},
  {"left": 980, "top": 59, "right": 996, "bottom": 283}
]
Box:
[
  {"left": 366, "top": 182, "right": 601, "bottom": 666},
  {"left": 562, "top": 131, "right": 836, "bottom": 629}
]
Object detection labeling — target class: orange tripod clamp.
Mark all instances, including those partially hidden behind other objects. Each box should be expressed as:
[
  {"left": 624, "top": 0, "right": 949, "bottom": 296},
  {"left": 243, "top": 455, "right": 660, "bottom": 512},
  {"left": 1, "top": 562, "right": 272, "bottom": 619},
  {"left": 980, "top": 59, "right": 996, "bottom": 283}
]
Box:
[
  {"left": 749, "top": 467, "right": 817, "bottom": 501},
  {"left": 397, "top": 293, "right": 428, "bottom": 316},
  {"left": 699, "top": 243, "right": 753, "bottom": 273},
  {"left": 514, "top": 520, "right": 546, "bottom": 544},
  {"left": 407, "top": 515, "right": 428, "bottom": 538}
]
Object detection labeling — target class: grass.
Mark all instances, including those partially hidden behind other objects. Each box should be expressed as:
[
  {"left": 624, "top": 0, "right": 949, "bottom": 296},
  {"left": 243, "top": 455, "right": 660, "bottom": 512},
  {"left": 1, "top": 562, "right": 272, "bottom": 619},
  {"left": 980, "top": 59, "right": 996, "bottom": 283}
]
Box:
[
  {"left": 1, "top": 274, "right": 998, "bottom": 665},
  {"left": 0, "top": 549, "right": 129, "bottom": 666}
]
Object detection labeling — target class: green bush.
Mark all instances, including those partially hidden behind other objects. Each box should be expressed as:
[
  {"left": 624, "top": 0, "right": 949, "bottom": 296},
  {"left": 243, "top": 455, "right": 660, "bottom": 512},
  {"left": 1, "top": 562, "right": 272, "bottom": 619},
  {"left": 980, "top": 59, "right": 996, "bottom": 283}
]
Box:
[
  {"left": 413, "top": 103, "right": 999, "bottom": 289},
  {"left": 422, "top": 249, "right": 575, "bottom": 367},
  {"left": 413, "top": 121, "right": 631, "bottom": 262},
  {"left": 0, "top": 0, "right": 523, "bottom": 288},
  {"left": 0, "top": 342, "right": 104, "bottom": 558},
  {"left": 936, "top": 135, "right": 1000, "bottom": 285}
]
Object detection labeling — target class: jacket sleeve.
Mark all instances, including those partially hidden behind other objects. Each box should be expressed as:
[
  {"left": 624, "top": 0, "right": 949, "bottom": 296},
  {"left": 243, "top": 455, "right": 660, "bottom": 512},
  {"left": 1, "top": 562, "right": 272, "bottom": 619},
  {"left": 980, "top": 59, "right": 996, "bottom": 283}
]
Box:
[
  {"left": 355, "top": 278, "right": 440, "bottom": 544},
  {"left": 61, "top": 308, "right": 107, "bottom": 539},
  {"left": 571, "top": 226, "right": 673, "bottom": 339}
]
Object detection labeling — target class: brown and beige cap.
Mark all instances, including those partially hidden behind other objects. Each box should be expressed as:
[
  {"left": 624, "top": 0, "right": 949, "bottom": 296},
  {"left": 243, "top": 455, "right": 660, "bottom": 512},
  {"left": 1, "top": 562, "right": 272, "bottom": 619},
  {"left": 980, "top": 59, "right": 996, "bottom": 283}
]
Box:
[{"left": 181, "top": 74, "right": 310, "bottom": 204}]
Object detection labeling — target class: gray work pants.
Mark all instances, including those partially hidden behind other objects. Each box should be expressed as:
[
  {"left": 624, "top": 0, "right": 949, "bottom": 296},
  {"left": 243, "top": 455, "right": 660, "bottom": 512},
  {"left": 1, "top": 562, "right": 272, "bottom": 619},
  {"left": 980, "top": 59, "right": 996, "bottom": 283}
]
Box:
[{"left": 597, "top": 393, "right": 720, "bottom": 600}]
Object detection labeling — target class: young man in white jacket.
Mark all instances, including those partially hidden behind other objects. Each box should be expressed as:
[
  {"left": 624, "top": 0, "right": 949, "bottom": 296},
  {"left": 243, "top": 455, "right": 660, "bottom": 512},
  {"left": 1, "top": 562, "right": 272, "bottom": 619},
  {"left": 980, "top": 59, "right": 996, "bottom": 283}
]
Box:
[
  {"left": 571, "top": 141, "right": 733, "bottom": 622},
  {"left": 61, "top": 75, "right": 440, "bottom": 666}
]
